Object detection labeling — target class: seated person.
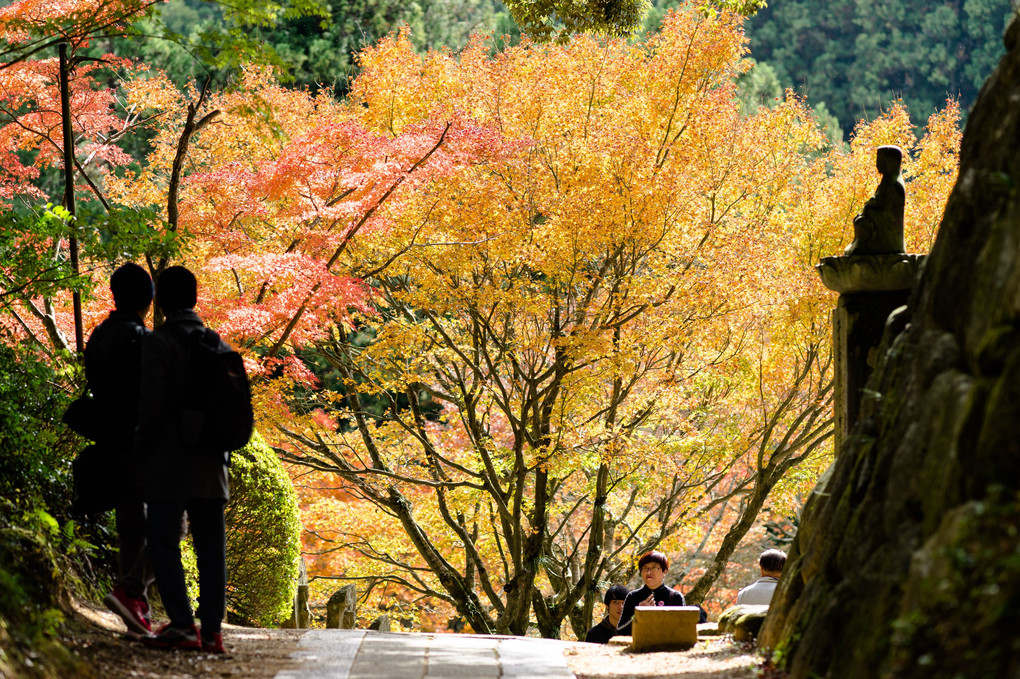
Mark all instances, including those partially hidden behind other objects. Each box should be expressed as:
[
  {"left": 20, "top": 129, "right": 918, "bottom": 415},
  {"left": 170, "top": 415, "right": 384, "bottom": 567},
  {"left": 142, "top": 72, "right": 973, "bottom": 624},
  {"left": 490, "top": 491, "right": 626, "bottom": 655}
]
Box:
[
  {"left": 616, "top": 550, "right": 686, "bottom": 634},
  {"left": 736, "top": 549, "right": 787, "bottom": 605},
  {"left": 584, "top": 584, "right": 628, "bottom": 643}
]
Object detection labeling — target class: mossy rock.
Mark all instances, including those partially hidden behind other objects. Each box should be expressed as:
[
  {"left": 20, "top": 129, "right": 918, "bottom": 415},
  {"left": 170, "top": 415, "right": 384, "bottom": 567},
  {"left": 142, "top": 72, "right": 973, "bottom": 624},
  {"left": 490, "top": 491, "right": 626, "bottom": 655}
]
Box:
[
  {"left": 718, "top": 605, "right": 769, "bottom": 641},
  {"left": 759, "top": 13, "right": 1020, "bottom": 678}
]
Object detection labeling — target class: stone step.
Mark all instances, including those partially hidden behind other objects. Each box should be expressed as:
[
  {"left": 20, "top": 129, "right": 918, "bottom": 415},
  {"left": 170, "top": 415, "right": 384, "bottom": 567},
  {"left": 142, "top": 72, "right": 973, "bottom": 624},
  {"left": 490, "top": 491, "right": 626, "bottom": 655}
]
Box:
[{"left": 273, "top": 629, "right": 578, "bottom": 679}]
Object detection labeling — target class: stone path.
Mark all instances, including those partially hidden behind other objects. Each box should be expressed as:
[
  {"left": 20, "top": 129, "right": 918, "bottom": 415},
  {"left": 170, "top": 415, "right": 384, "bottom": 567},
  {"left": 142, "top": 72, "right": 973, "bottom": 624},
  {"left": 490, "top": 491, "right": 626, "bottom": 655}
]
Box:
[{"left": 274, "top": 630, "right": 578, "bottom": 679}]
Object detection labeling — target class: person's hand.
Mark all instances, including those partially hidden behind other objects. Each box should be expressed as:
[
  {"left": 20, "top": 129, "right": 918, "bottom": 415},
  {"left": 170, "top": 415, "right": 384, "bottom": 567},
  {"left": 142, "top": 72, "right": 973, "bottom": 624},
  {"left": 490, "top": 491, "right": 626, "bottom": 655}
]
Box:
[{"left": 639, "top": 593, "right": 655, "bottom": 607}]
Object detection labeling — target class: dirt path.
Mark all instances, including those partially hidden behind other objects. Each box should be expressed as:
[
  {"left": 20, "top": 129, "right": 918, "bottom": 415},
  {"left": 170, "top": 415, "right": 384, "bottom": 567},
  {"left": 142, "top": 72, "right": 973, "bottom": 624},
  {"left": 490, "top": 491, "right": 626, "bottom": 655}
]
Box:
[{"left": 71, "top": 600, "right": 303, "bottom": 678}]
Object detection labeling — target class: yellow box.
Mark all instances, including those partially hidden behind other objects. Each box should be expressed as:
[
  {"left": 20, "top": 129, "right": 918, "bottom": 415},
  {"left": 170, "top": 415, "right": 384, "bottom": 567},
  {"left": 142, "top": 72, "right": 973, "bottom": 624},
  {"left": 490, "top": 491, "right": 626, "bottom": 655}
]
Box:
[{"left": 631, "top": 606, "right": 701, "bottom": 652}]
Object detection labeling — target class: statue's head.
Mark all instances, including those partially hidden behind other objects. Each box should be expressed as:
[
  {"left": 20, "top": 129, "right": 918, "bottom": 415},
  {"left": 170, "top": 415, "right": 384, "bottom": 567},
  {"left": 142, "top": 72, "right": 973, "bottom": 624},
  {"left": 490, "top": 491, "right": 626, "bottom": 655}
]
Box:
[{"left": 876, "top": 145, "right": 903, "bottom": 175}]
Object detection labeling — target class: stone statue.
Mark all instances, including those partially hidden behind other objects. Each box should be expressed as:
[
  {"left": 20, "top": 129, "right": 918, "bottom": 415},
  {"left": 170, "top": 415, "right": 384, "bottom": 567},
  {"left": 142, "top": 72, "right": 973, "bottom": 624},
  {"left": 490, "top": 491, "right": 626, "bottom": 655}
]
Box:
[{"left": 844, "top": 145, "right": 906, "bottom": 256}]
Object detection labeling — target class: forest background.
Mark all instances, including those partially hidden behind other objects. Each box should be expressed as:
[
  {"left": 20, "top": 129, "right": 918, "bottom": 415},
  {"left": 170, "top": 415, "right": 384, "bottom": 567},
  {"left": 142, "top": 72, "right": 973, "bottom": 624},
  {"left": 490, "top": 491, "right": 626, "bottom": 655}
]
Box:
[{"left": 0, "top": 0, "right": 1014, "bottom": 664}]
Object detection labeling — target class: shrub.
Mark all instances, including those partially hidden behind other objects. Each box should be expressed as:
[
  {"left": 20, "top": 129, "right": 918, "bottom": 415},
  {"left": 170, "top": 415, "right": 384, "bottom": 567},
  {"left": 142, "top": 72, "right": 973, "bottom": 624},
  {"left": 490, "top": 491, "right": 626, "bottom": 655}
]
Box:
[
  {"left": 0, "top": 343, "right": 75, "bottom": 513},
  {"left": 0, "top": 505, "right": 91, "bottom": 678},
  {"left": 224, "top": 431, "right": 302, "bottom": 626}
]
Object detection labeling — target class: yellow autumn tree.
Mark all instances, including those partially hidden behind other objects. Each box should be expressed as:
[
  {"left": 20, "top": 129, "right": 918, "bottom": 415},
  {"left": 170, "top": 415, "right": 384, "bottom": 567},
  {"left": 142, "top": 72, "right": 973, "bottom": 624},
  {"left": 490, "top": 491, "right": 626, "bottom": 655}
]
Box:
[{"left": 264, "top": 4, "right": 841, "bottom": 637}]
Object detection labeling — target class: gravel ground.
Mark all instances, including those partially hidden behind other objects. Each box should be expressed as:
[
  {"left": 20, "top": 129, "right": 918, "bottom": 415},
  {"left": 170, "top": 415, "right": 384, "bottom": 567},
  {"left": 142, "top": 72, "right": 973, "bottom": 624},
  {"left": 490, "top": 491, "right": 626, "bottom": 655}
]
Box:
[
  {"left": 564, "top": 637, "right": 760, "bottom": 679},
  {"left": 66, "top": 600, "right": 762, "bottom": 679}
]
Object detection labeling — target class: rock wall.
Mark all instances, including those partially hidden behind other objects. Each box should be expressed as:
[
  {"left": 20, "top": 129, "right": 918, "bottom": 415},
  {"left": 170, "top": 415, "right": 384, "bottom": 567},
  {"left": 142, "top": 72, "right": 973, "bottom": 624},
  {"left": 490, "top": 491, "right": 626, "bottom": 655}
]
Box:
[{"left": 759, "top": 13, "right": 1020, "bottom": 679}]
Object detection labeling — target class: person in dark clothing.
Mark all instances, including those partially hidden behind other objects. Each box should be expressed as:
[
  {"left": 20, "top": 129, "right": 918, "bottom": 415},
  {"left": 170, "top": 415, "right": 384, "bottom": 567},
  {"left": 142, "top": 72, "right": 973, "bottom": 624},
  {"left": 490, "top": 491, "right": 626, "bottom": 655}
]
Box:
[
  {"left": 616, "top": 551, "right": 686, "bottom": 635},
  {"left": 585, "top": 584, "right": 629, "bottom": 643},
  {"left": 137, "top": 266, "right": 230, "bottom": 653},
  {"left": 84, "top": 262, "right": 155, "bottom": 635}
]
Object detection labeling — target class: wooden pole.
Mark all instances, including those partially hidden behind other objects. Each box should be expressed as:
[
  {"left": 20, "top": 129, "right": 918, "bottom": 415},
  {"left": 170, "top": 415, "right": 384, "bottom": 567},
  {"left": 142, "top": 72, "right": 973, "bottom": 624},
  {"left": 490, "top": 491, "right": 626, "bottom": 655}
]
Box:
[{"left": 59, "top": 42, "right": 84, "bottom": 354}]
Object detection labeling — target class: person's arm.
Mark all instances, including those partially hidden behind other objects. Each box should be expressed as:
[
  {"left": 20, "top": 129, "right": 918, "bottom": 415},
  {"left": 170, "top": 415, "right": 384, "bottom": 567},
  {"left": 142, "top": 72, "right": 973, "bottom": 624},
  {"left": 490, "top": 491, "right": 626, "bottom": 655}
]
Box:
[
  {"left": 616, "top": 591, "right": 632, "bottom": 632},
  {"left": 134, "top": 332, "right": 169, "bottom": 458},
  {"left": 615, "top": 592, "right": 638, "bottom": 633}
]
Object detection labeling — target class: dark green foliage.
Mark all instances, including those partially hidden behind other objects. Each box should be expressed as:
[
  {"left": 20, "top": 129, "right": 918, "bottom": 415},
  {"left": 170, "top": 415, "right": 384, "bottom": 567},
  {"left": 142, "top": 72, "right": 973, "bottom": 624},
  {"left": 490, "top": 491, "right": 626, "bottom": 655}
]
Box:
[
  {"left": 643, "top": 0, "right": 765, "bottom": 33},
  {"left": 0, "top": 204, "right": 177, "bottom": 319},
  {"left": 0, "top": 510, "right": 90, "bottom": 679},
  {"left": 744, "top": 0, "right": 1017, "bottom": 137},
  {"left": 223, "top": 432, "right": 302, "bottom": 626},
  {"left": 503, "top": 0, "right": 648, "bottom": 41},
  {"left": 118, "top": 0, "right": 507, "bottom": 96},
  {"left": 516, "top": 0, "right": 765, "bottom": 42},
  {"left": 0, "top": 343, "right": 76, "bottom": 512},
  {"left": 255, "top": 0, "right": 503, "bottom": 96},
  {"left": 0, "top": 341, "right": 118, "bottom": 571}
]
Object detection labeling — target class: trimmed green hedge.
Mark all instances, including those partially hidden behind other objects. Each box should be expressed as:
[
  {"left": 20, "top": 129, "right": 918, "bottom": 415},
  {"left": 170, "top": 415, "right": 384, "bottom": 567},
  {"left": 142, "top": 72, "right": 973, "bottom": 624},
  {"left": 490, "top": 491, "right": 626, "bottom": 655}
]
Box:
[{"left": 224, "top": 431, "right": 302, "bottom": 627}]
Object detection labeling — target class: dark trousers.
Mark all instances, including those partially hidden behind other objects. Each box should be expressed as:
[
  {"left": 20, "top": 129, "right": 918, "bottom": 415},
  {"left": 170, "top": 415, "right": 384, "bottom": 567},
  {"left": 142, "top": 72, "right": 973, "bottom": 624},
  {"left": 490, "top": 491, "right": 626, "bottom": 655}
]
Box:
[
  {"left": 113, "top": 450, "right": 154, "bottom": 600},
  {"left": 114, "top": 492, "right": 155, "bottom": 600},
  {"left": 147, "top": 498, "right": 227, "bottom": 634}
]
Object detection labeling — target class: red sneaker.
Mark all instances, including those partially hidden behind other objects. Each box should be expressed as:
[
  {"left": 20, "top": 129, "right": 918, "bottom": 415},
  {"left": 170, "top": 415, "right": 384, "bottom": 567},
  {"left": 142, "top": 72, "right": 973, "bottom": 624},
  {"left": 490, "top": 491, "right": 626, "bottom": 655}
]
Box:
[
  {"left": 138, "top": 597, "right": 151, "bottom": 627},
  {"left": 201, "top": 631, "right": 225, "bottom": 654},
  {"left": 143, "top": 624, "right": 201, "bottom": 650},
  {"left": 104, "top": 586, "right": 151, "bottom": 635}
]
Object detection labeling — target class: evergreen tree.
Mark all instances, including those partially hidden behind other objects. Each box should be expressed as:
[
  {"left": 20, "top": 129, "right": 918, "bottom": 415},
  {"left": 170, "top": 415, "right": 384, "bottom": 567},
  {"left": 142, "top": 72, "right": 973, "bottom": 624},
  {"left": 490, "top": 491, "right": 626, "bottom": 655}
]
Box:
[{"left": 745, "top": 0, "right": 1017, "bottom": 137}]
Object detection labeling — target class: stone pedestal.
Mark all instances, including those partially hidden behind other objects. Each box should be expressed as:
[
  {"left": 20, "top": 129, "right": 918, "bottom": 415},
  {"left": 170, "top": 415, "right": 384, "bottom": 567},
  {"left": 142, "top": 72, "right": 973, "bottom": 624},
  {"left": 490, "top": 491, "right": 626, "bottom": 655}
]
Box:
[
  {"left": 817, "top": 254, "right": 924, "bottom": 453},
  {"left": 631, "top": 606, "right": 700, "bottom": 651}
]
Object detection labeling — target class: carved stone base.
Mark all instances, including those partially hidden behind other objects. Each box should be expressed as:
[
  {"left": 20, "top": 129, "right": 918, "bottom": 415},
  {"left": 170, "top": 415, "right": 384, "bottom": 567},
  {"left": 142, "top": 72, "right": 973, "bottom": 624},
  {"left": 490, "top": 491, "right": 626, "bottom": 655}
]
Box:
[{"left": 817, "top": 254, "right": 925, "bottom": 294}]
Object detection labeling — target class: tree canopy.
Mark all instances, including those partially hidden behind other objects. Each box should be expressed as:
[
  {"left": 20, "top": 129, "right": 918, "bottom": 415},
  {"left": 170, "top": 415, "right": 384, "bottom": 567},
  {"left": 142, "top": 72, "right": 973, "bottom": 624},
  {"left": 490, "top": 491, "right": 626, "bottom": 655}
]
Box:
[{"left": 744, "top": 0, "right": 1017, "bottom": 137}]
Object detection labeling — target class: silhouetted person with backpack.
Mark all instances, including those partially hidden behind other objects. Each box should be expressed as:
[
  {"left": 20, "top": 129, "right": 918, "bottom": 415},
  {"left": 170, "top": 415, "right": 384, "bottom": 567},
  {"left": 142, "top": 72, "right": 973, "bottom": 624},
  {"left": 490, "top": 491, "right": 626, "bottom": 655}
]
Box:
[
  {"left": 137, "top": 266, "right": 240, "bottom": 653},
  {"left": 84, "top": 262, "right": 155, "bottom": 635}
]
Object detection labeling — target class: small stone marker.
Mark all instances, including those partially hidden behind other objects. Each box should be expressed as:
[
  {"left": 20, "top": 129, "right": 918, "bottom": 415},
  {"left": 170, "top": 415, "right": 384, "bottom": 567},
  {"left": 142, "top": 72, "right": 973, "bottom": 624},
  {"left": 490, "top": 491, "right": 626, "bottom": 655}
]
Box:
[
  {"left": 368, "top": 614, "right": 390, "bottom": 632},
  {"left": 697, "top": 622, "right": 721, "bottom": 636},
  {"left": 631, "top": 605, "right": 700, "bottom": 651},
  {"left": 326, "top": 584, "right": 358, "bottom": 629},
  {"left": 283, "top": 558, "right": 311, "bottom": 628}
]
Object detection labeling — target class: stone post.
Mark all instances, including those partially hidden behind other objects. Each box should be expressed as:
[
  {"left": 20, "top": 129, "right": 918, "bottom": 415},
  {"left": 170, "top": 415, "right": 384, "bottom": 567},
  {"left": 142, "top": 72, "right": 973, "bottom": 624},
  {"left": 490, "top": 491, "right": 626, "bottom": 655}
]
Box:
[
  {"left": 326, "top": 584, "right": 358, "bottom": 629},
  {"left": 283, "top": 557, "right": 310, "bottom": 628},
  {"left": 817, "top": 253, "right": 924, "bottom": 452}
]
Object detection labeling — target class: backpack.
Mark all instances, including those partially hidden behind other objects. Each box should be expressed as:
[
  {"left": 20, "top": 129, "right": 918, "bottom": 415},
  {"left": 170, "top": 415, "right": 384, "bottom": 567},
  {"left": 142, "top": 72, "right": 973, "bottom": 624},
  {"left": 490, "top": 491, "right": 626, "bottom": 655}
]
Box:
[
  {"left": 172, "top": 325, "right": 254, "bottom": 457},
  {"left": 70, "top": 444, "right": 116, "bottom": 515}
]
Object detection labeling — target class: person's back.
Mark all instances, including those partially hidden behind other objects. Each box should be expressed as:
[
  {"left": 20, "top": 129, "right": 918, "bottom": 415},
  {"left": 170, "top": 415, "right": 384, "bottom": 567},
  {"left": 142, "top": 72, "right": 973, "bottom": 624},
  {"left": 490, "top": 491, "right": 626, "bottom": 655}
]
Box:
[
  {"left": 86, "top": 310, "right": 147, "bottom": 449},
  {"left": 135, "top": 308, "right": 229, "bottom": 502},
  {"left": 137, "top": 266, "right": 233, "bottom": 654},
  {"left": 736, "top": 549, "right": 786, "bottom": 606},
  {"left": 83, "top": 262, "right": 155, "bottom": 636},
  {"left": 736, "top": 576, "right": 779, "bottom": 605}
]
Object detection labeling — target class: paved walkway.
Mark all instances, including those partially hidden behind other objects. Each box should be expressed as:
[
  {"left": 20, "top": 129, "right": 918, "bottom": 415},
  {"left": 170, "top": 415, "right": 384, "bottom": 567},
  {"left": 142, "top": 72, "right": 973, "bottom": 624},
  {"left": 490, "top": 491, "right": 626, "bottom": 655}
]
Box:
[{"left": 274, "top": 630, "right": 579, "bottom": 679}]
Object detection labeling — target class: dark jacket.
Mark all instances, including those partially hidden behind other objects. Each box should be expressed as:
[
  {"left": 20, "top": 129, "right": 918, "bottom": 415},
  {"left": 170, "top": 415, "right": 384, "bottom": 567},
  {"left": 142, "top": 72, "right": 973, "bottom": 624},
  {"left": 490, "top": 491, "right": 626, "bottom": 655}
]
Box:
[
  {"left": 615, "top": 584, "right": 686, "bottom": 634},
  {"left": 135, "top": 309, "right": 229, "bottom": 502},
  {"left": 584, "top": 616, "right": 617, "bottom": 644},
  {"left": 84, "top": 309, "right": 148, "bottom": 466}
]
